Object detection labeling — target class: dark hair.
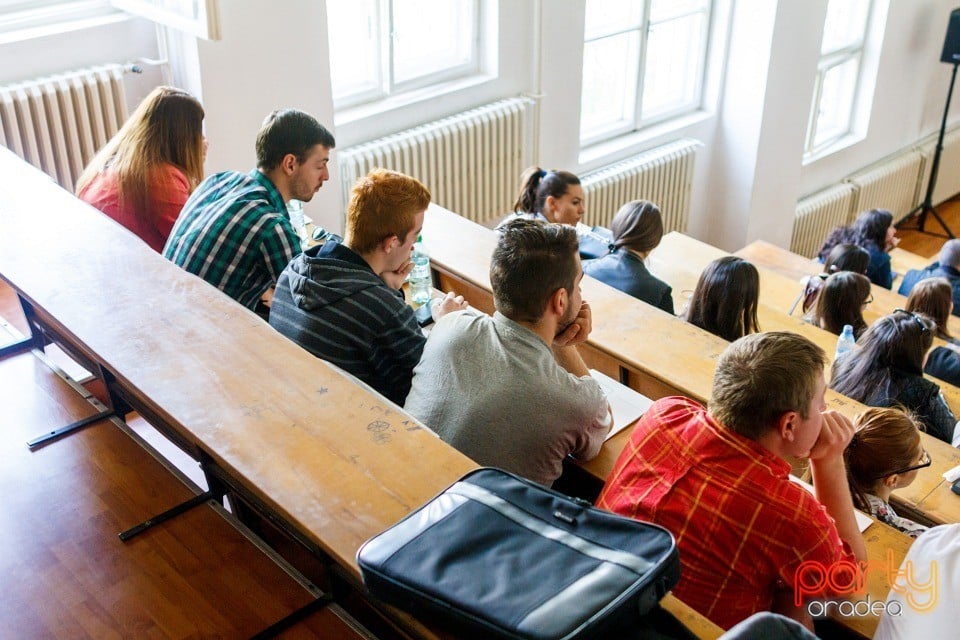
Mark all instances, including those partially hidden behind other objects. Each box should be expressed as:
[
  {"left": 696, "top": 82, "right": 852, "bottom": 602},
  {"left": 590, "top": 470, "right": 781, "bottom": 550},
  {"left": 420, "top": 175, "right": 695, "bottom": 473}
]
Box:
[
  {"left": 513, "top": 166, "right": 580, "bottom": 215},
  {"left": 683, "top": 256, "right": 760, "bottom": 342},
  {"left": 256, "top": 109, "right": 336, "bottom": 171},
  {"left": 491, "top": 219, "right": 579, "bottom": 323},
  {"left": 611, "top": 200, "right": 663, "bottom": 253},
  {"left": 824, "top": 243, "right": 870, "bottom": 275},
  {"left": 818, "top": 209, "right": 893, "bottom": 260},
  {"left": 830, "top": 310, "right": 935, "bottom": 402},
  {"left": 711, "top": 332, "right": 827, "bottom": 440},
  {"left": 844, "top": 407, "right": 923, "bottom": 512},
  {"left": 906, "top": 277, "right": 954, "bottom": 340},
  {"left": 810, "top": 272, "right": 871, "bottom": 337}
]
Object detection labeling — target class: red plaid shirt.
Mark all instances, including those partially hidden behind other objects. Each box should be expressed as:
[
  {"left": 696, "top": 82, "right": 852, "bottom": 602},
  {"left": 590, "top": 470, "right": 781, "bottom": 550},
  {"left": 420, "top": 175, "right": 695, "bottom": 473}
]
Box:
[{"left": 597, "top": 396, "right": 854, "bottom": 629}]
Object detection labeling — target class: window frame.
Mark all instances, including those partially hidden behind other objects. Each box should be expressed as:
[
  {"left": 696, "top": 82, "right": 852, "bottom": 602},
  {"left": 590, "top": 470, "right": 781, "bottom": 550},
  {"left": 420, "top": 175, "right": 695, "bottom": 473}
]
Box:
[
  {"left": 0, "top": 0, "right": 117, "bottom": 39},
  {"left": 329, "top": 0, "right": 484, "bottom": 112},
  {"left": 804, "top": 0, "right": 873, "bottom": 157},
  {"left": 580, "top": 0, "right": 713, "bottom": 148}
]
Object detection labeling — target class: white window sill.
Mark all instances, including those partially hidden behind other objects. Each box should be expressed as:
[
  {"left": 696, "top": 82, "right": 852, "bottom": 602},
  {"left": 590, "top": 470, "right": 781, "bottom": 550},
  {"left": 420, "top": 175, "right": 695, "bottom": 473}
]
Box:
[
  {"left": 578, "top": 110, "right": 712, "bottom": 171},
  {"left": 802, "top": 132, "right": 867, "bottom": 165},
  {"left": 334, "top": 73, "right": 499, "bottom": 129},
  {"left": 0, "top": 11, "right": 128, "bottom": 46}
]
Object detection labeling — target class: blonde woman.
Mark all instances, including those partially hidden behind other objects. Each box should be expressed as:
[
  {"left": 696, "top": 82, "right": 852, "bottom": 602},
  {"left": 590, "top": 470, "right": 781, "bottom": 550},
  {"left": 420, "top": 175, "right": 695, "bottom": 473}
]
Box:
[{"left": 77, "top": 86, "right": 205, "bottom": 252}]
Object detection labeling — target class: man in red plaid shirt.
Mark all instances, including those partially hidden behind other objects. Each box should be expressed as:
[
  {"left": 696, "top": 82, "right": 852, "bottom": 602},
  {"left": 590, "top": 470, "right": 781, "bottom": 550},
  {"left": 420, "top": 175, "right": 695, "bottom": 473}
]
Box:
[{"left": 597, "top": 332, "right": 867, "bottom": 630}]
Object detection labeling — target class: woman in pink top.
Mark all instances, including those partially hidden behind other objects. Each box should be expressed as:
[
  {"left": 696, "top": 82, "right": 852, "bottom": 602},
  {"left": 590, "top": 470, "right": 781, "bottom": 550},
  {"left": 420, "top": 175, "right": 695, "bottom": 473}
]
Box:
[{"left": 76, "top": 87, "right": 205, "bottom": 253}]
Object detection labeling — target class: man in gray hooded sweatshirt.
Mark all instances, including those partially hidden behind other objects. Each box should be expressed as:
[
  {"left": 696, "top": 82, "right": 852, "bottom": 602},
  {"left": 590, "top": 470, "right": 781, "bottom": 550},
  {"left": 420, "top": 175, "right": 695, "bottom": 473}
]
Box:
[{"left": 270, "top": 169, "right": 465, "bottom": 405}]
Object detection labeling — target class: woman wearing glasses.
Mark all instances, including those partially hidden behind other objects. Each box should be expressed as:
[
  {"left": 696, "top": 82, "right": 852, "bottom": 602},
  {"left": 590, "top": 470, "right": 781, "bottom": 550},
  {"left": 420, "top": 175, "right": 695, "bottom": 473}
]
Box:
[
  {"left": 844, "top": 408, "right": 930, "bottom": 538},
  {"left": 831, "top": 309, "right": 958, "bottom": 445},
  {"left": 806, "top": 271, "right": 872, "bottom": 338}
]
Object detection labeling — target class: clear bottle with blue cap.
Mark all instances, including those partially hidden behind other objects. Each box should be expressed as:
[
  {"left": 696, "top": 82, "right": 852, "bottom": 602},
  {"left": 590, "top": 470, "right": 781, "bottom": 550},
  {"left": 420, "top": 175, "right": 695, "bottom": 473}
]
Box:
[
  {"left": 835, "top": 324, "right": 856, "bottom": 360},
  {"left": 407, "top": 234, "right": 433, "bottom": 306}
]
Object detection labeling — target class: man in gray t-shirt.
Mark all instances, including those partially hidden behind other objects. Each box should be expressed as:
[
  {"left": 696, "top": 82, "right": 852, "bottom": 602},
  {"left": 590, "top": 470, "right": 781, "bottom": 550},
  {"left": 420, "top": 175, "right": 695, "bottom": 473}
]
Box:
[{"left": 404, "top": 219, "right": 612, "bottom": 486}]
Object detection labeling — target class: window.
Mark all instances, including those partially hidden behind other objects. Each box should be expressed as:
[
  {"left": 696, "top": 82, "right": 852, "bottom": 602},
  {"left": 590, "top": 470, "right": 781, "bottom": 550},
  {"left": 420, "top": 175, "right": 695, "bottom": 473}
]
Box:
[
  {"left": 580, "top": 0, "right": 711, "bottom": 146},
  {"left": 805, "top": 0, "right": 872, "bottom": 156},
  {"left": 0, "top": 0, "right": 115, "bottom": 38},
  {"left": 326, "top": 0, "right": 481, "bottom": 110}
]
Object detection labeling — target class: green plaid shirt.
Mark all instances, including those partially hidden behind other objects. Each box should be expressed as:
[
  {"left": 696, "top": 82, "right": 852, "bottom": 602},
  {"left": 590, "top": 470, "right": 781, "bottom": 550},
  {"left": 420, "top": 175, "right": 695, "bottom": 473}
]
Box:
[{"left": 163, "top": 169, "right": 300, "bottom": 310}]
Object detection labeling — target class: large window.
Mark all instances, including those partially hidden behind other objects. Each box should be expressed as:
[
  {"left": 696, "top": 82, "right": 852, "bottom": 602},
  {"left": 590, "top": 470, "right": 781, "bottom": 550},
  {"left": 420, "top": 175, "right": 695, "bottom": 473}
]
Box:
[
  {"left": 580, "top": 0, "right": 711, "bottom": 146},
  {"left": 805, "top": 0, "right": 872, "bottom": 156},
  {"left": 326, "top": 0, "right": 481, "bottom": 110}
]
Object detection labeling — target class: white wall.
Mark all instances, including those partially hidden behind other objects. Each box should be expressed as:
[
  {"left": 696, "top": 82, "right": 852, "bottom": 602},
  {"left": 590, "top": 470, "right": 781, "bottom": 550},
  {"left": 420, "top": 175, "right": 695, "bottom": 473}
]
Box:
[
  {"left": 6, "top": 0, "right": 960, "bottom": 250},
  {"left": 189, "top": 0, "right": 339, "bottom": 232}
]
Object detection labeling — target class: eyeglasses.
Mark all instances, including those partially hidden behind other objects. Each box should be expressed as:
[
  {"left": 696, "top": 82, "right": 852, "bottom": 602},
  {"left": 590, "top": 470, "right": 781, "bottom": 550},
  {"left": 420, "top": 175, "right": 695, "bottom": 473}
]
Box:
[
  {"left": 882, "top": 449, "right": 932, "bottom": 478},
  {"left": 893, "top": 308, "right": 930, "bottom": 333}
]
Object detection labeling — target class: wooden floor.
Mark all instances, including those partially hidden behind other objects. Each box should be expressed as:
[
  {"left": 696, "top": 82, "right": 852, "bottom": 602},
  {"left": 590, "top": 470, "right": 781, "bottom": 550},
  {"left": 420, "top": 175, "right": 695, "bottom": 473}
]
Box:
[
  {"left": 896, "top": 194, "right": 960, "bottom": 258},
  {"left": 0, "top": 312, "right": 367, "bottom": 638}
]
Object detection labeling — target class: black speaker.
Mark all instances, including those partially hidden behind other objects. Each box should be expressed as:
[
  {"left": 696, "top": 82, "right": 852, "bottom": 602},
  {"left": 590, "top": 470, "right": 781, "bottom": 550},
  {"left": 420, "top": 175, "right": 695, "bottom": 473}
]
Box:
[{"left": 942, "top": 8, "right": 960, "bottom": 63}]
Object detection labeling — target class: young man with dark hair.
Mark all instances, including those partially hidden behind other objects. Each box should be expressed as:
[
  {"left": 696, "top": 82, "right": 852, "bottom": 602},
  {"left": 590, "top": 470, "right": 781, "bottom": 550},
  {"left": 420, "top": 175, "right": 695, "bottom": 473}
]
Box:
[
  {"left": 164, "top": 109, "right": 335, "bottom": 312},
  {"left": 270, "top": 169, "right": 465, "bottom": 405},
  {"left": 404, "top": 219, "right": 612, "bottom": 486},
  {"left": 598, "top": 331, "right": 867, "bottom": 630}
]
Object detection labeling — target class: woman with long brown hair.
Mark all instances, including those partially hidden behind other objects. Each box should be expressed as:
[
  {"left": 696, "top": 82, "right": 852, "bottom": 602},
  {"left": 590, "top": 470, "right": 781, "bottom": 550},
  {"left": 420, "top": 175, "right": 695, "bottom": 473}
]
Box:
[
  {"left": 806, "top": 271, "right": 871, "bottom": 337},
  {"left": 830, "top": 310, "right": 957, "bottom": 444},
  {"left": 77, "top": 86, "right": 205, "bottom": 252},
  {"left": 682, "top": 256, "right": 760, "bottom": 342}
]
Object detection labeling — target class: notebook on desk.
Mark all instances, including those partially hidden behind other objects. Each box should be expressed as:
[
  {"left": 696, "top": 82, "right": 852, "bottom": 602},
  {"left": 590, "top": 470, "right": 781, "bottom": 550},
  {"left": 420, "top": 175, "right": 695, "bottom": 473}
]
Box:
[
  {"left": 790, "top": 476, "right": 874, "bottom": 532},
  {"left": 590, "top": 369, "right": 654, "bottom": 441}
]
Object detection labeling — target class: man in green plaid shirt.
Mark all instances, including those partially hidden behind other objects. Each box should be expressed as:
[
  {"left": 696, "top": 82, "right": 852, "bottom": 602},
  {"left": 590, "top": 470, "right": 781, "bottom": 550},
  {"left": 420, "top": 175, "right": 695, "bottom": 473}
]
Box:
[{"left": 164, "top": 109, "right": 335, "bottom": 313}]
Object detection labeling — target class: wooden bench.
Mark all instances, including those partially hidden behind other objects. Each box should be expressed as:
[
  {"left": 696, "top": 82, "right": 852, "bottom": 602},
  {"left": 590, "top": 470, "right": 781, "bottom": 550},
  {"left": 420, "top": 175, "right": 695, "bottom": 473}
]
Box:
[{"left": 0, "top": 149, "right": 721, "bottom": 640}]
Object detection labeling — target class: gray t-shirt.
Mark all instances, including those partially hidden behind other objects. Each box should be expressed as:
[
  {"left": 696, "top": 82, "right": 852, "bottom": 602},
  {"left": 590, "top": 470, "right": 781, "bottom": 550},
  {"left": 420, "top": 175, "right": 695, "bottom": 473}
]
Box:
[{"left": 404, "top": 310, "right": 611, "bottom": 486}]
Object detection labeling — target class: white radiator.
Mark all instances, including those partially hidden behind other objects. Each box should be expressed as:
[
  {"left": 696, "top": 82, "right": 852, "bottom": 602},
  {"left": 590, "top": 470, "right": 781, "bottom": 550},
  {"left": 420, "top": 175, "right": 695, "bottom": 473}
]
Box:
[
  {"left": 792, "top": 183, "right": 857, "bottom": 258},
  {"left": 338, "top": 97, "right": 535, "bottom": 226},
  {"left": 916, "top": 126, "right": 960, "bottom": 207},
  {"left": 580, "top": 138, "right": 702, "bottom": 233},
  {"left": 847, "top": 150, "right": 924, "bottom": 223},
  {"left": 0, "top": 64, "right": 128, "bottom": 192}
]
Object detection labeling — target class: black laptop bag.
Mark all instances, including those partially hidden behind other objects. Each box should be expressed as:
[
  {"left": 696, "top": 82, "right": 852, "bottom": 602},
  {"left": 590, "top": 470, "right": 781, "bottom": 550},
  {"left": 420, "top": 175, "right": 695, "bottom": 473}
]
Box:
[{"left": 357, "top": 468, "right": 680, "bottom": 640}]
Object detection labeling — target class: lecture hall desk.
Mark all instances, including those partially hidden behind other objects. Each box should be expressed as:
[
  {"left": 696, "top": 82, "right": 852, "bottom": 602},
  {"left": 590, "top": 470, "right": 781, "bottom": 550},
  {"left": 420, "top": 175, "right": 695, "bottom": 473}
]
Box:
[
  {"left": 422, "top": 206, "right": 912, "bottom": 638},
  {"left": 0, "top": 149, "right": 719, "bottom": 640}
]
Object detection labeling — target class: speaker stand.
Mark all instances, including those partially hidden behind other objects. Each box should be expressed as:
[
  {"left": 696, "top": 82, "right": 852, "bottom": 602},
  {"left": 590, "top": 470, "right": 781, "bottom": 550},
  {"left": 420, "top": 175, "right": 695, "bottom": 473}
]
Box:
[{"left": 902, "top": 62, "right": 958, "bottom": 239}]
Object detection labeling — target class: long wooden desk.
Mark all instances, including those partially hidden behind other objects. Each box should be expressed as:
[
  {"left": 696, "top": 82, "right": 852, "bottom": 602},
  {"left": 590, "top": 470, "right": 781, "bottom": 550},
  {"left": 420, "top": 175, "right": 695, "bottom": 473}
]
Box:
[{"left": 0, "top": 150, "right": 720, "bottom": 640}]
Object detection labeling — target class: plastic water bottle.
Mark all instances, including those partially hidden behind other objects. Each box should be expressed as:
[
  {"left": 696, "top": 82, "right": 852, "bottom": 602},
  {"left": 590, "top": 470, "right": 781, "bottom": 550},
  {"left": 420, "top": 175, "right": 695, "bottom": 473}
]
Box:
[
  {"left": 286, "top": 199, "right": 308, "bottom": 249},
  {"left": 408, "top": 235, "right": 432, "bottom": 306},
  {"left": 835, "top": 324, "right": 856, "bottom": 360}
]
